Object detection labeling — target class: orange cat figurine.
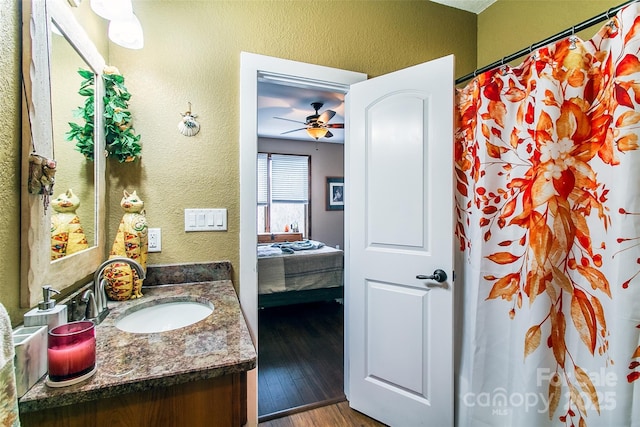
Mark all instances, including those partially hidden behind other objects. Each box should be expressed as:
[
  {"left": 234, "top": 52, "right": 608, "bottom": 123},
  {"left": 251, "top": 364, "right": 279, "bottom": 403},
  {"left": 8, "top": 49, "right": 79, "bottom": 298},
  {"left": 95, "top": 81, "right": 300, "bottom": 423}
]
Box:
[
  {"left": 50, "top": 189, "right": 89, "bottom": 260},
  {"left": 104, "top": 190, "right": 148, "bottom": 300}
]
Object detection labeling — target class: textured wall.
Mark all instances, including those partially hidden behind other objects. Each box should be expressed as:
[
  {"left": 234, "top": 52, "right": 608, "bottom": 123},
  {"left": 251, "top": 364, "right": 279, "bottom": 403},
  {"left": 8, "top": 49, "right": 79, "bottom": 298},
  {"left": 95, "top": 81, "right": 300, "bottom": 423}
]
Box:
[
  {"left": 0, "top": 1, "right": 22, "bottom": 326},
  {"left": 3, "top": 0, "right": 622, "bottom": 327},
  {"left": 104, "top": 0, "right": 478, "bottom": 287},
  {"left": 3, "top": 0, "right": 476, "bottom": 325},
  {"left": 477, "top": 0, "right": 623, "bottom": 68}
]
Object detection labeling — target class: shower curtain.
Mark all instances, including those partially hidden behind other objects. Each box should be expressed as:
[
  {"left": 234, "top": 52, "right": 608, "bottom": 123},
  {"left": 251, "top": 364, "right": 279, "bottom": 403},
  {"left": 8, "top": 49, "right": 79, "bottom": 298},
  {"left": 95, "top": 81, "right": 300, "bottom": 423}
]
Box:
[{"left": 455, "top": 4, "right": 640, "bottom": 427}]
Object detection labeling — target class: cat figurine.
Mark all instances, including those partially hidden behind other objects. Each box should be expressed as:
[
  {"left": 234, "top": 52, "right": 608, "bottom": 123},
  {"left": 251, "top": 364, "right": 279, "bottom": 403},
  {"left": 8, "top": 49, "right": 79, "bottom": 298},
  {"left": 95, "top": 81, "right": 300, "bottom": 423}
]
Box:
[
  {"left": 104, "top": 190, "right": 148, "bottom": 300},
  {"left": 50, "top": 189, "right": 89, "bottom": 260}
]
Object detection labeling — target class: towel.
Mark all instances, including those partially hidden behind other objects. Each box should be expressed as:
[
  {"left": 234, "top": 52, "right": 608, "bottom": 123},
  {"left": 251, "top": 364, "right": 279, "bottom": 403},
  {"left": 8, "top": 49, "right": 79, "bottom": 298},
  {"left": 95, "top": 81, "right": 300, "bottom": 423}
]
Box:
[
  {"left": 0, "top": 303, "right": 20, "bottom": 426},
  {"left": 271, "top": 239, "right": 326, "bottom": 252},
  {"left": 257, "top": 245, "right": 283, "bottom": 258}
]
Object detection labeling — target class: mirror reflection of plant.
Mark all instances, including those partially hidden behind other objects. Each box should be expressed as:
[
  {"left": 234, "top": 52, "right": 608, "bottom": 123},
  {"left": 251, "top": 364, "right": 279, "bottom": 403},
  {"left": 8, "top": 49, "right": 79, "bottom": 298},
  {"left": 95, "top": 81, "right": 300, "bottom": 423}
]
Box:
[
  {"left": 65, "top": 68, "right": 95, "bottom": 160},
  {"left": 66, "top": 67, "right": 141, "bottom": 163}
]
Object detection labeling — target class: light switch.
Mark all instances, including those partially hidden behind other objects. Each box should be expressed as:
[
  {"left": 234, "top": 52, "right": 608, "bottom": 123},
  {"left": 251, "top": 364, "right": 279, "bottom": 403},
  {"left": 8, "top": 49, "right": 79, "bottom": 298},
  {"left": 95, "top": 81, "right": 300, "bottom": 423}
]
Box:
[{"left": 184, "top": 209, "right": 227, "bottom": 232}]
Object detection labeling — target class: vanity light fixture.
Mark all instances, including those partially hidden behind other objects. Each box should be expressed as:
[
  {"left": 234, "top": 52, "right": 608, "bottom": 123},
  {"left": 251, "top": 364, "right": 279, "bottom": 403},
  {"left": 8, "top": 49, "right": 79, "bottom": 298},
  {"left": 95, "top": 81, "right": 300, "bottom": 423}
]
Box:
[
  {"left": 90, "top": 0, "right": 132, "bottom": 21},
  {"left": 108, "top": 13, "right": 144, "bottom": 49},
  {"left": 90, "top": 0, "right": 144, "bottom": 49}
]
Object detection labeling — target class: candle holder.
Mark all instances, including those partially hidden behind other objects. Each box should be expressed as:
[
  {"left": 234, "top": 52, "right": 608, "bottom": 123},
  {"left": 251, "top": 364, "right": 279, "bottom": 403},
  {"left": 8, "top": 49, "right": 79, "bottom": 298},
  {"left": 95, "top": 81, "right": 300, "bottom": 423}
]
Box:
[{"left": 45, "top": 321, "right": 97, "bottom": 387}]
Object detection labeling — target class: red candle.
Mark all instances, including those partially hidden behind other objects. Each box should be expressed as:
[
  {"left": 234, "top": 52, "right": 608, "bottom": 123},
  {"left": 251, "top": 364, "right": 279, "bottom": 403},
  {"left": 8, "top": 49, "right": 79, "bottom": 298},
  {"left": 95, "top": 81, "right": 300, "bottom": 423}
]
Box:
[{"left": 47, "top": 321, "right": 96, "bottom": 382}]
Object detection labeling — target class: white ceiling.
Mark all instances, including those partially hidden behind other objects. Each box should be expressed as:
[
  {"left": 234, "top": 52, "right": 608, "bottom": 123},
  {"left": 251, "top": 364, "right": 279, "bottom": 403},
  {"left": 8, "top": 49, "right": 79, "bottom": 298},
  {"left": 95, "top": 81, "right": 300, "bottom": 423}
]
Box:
[
  {"left": 256, "top": 0, "right": 496, "bottom": 143},
  {"left": 430, "top": 0, "right": 496, "bottom": 14},
  {"left": 257, "top": 81, "right": 346, "bottom": 143}
]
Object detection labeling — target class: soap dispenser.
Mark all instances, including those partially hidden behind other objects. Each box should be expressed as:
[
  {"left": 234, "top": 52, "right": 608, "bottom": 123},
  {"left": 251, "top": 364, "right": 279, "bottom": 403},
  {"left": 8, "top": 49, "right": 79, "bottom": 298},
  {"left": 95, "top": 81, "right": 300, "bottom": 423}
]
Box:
[{"left": 24, "top": 285, "right": 68, "bottom": 331}]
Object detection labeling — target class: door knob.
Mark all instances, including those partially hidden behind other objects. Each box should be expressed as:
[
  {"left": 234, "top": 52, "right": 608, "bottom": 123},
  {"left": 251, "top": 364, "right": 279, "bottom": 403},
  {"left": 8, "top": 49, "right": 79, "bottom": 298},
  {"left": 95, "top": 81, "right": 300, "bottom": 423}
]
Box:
[{"left": 416, "top": 269, "right": 447, "bottom": 283}]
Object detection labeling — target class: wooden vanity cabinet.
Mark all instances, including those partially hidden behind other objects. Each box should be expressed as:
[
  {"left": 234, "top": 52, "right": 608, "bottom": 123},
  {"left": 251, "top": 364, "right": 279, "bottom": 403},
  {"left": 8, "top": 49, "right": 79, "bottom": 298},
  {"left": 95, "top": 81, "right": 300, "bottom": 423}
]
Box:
[{"left": 20, "top": 372, "right": 247, "bottom": 427}]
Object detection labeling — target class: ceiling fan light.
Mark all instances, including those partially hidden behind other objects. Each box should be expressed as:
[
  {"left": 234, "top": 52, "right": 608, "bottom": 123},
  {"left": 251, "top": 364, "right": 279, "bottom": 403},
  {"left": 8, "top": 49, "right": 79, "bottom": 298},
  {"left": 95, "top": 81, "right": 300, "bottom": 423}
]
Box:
[
  {"left": 91, "top": 0, "right": 133, "bottom": 21},
  {"left": 109, "top": 13, "right": 144, "bottom": 49},
  {"left": 306, "top": 127, "right": 328, "bottom": 140}
]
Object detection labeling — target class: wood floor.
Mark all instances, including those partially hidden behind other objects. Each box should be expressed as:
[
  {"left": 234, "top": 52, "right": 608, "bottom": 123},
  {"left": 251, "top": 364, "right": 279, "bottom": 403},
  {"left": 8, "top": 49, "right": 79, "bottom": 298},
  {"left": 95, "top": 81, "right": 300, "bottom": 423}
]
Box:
[
  {"left": 258, "top": 401, "right": 388, "bottom": 427},
  {"left": 258, "top": 301, "right": 345, "bottom": 420}
]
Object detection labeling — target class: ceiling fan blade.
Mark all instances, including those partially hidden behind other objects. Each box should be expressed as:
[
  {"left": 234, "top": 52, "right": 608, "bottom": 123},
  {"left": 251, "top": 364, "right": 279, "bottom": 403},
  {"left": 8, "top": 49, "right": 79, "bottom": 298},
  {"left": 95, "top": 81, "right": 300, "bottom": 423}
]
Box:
[
  {"left": 281, "top": 127, "right": 307, "bottom": 135},
  {"left": 325, "top": 130, "right": 334, "bottom": 138},
  {"left": 317, "top": 110, "right": 336, "bottom": 124},
  {"left": 325, "top": 123, "right": 344, "bottom": 129},
  {"left": 274, "top": 117, "right": 306, "bottom": 125}
]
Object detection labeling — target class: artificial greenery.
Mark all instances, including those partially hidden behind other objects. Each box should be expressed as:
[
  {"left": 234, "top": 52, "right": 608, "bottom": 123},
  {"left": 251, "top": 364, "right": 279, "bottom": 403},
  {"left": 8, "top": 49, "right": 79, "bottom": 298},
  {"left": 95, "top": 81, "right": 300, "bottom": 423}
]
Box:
[
  {"left": 66, "top": 67, "right": 141, "bottom": 163},
  {"left": 66, "top": 69, "right": 95, "bottom": 160}
]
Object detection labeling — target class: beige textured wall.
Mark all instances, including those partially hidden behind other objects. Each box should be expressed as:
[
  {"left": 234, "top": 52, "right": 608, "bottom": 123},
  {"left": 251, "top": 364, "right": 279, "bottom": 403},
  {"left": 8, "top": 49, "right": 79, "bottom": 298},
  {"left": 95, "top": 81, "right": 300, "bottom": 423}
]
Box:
[
  {"left": 478, "top": 0, "right": 623, "bottom": 68},
  {"left": 0, "top": 1, "right": 22, "bottom": 326},
  {"left": 103, "top": 0, "right": 478, "bottom": 289},
  {"left": 3, "top": 0, "right": 626, "bottom": 326}
]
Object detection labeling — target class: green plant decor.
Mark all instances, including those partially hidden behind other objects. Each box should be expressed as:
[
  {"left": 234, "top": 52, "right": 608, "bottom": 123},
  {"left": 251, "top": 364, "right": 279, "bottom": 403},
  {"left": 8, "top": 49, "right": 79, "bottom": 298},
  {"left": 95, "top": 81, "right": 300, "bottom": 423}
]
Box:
[
  {"left": 65, "top": 68, "right": 95, "bottom": 160},
  {"left": 66, "top": 67, "right": 142, "bottom": 163}
]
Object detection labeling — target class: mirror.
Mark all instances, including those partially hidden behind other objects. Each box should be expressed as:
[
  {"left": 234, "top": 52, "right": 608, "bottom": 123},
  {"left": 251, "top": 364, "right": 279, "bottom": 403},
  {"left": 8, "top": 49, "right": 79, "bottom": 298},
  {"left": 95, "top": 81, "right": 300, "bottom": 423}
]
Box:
[
  {"left": 50, "top": 20, "right": 97, "bottom": 253},
  {"left": 21, "top": 0, "right": 106, "bottom": 308}
]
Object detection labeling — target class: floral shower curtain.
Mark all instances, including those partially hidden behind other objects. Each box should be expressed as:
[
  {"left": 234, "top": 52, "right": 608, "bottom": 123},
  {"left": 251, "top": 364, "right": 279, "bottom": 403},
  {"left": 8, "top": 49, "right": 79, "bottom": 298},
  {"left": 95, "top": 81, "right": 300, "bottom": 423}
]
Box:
[{"left": 455, "top": 4, "right": 640, "bottom": 426}]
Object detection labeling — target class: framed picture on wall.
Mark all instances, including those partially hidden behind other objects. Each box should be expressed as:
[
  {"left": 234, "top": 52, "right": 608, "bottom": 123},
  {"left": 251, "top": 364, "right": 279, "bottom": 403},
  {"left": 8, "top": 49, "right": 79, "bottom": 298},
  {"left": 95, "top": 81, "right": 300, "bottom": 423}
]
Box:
[{"left": 326, "top": 177, "right": 344, "bottom": 211}]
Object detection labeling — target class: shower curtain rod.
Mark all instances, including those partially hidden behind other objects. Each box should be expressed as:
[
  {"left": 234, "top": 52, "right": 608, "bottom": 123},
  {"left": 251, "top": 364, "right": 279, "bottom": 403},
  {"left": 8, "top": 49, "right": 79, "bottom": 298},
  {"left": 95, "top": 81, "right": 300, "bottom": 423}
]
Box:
[{"left": 455, "top": 0, "right": 638, "bottom": 85}]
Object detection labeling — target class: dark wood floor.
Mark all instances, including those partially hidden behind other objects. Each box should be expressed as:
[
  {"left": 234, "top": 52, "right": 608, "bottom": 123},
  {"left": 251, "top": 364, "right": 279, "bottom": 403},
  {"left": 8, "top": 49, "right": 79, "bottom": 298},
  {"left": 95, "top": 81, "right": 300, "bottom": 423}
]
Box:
[
  {"left": 258, "top": 301, "right": 345, "bottom": 420},
  {"left": 258, "top": 401, "right": 388, "bottom": 427}
]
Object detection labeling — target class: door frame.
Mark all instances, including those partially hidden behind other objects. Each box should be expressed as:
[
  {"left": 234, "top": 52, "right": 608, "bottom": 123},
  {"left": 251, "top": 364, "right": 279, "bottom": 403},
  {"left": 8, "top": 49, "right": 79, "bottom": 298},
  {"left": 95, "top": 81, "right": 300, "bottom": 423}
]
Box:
[{"left": 239, "top": 52, "right": 367, "bottom": 425}]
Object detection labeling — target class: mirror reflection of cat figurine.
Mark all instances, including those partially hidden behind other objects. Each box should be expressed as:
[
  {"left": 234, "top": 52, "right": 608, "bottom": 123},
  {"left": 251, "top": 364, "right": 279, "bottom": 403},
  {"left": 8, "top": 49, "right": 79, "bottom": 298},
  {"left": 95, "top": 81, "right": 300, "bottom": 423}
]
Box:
[
  {"left": 50, "top": 189, "right": 88, "bottom": 260},
  {"left": 104, "top": 190, "right": 148, "bottom": 300}
]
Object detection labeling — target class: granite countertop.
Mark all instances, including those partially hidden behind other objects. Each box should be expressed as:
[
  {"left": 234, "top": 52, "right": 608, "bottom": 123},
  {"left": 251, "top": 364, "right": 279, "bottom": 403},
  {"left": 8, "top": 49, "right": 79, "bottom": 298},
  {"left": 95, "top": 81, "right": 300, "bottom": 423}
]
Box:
[{"left": 19, "top": 279, "right": 256, "bottom": 413}]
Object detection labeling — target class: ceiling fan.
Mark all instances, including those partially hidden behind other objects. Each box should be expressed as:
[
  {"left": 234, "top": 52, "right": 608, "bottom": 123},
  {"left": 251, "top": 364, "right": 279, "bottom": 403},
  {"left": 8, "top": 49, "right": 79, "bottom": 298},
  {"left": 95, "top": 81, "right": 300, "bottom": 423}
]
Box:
[{"left": 275, "top": 102, "right": 344, "bottom": 140}]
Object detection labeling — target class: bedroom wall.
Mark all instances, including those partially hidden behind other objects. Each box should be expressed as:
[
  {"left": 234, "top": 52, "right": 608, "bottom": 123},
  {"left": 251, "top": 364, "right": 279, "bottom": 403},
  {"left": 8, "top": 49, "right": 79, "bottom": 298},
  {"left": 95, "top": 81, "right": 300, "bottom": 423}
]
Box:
[{"left": 258, "top": 138, "right": 345, "bottom": 250}]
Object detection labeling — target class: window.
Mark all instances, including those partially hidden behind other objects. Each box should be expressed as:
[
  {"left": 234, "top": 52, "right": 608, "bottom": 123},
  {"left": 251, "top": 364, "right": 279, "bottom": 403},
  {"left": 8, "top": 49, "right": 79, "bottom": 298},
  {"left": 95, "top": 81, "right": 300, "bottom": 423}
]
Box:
[{"left": 257, "top": 153, "right": 310, "bottom": 236}]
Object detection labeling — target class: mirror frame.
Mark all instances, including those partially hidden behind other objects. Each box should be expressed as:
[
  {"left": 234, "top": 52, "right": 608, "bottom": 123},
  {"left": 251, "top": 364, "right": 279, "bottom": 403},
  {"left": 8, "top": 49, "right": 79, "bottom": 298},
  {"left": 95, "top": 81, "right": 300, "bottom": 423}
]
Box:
[{"left": 21, "top": 0, "right": 106, "bottom": 308}]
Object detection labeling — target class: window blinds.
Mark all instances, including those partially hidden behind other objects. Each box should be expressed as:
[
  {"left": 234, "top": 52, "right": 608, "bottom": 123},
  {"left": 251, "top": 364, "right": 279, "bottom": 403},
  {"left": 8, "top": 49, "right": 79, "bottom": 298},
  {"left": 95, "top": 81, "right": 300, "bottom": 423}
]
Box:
[
  {"left": 257, "top": 153, "right": 268, "bottom": 205},
  {"left": 257, "top": 153, "right": 309, "bottom": 204}
]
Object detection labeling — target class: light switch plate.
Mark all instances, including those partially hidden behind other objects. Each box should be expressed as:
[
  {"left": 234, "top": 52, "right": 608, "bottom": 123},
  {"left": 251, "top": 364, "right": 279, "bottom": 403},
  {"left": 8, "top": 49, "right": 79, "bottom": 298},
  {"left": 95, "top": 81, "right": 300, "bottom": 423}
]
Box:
[{"left": 184, "top": 209, "right": 227, "bottom": 232}]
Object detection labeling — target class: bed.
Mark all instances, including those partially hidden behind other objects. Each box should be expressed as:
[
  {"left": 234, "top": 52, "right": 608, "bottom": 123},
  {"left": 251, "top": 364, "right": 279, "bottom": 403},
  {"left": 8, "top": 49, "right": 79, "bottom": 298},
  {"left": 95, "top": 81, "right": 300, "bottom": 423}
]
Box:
[{"left": 257, "top": 243, "right": 344, "bottom": 308}]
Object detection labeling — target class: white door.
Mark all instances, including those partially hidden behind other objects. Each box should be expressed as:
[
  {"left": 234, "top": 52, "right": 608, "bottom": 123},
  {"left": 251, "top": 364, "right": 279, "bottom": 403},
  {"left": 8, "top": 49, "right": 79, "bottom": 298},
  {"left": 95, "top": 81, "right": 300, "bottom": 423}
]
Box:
[{"left": 347, "top": 55, "right": 454, "bottom": 426}]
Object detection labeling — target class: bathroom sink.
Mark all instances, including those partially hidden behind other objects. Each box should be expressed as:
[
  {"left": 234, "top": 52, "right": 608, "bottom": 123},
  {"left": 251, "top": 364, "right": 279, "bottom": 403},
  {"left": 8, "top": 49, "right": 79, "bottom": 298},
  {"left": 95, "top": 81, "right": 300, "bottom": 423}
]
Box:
[{"left": 116, "top": 298, "right": 214, "bottom": 333}]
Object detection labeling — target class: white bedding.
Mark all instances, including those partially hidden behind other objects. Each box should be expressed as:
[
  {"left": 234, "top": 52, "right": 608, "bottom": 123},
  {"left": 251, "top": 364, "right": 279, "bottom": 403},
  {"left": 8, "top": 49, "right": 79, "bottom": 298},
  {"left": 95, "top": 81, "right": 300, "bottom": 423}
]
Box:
[{"left": 257, "top": 245, "right": 344, "bottom": 294}]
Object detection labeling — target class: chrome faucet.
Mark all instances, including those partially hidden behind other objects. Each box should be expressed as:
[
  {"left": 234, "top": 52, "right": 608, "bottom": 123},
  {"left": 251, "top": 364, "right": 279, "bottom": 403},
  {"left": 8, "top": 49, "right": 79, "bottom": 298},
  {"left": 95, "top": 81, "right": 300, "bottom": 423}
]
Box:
[
  {"left": 88, "top": 257, "right": 146, "bottom": 324},
  {"left": 81, "top": 289, "right": 99, "bottom": 320}
]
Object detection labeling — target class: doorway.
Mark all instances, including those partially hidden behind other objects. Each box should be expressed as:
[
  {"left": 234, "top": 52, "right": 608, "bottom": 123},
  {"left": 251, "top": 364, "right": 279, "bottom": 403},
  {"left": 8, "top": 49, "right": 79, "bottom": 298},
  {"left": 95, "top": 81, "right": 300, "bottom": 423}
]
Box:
[
  {"left": 256, "top": 97, "right": 346, "bottom": 418},
  {"left": 239, "top": 52, "right": 367, "bottom": 425}
]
